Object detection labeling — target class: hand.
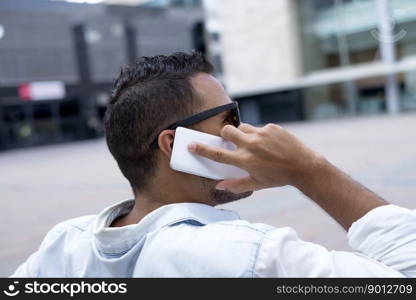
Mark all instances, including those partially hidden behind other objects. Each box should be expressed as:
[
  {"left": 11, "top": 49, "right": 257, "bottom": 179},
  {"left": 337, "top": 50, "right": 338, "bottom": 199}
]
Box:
[{"left": 188, "top": 123, "right": 323, "bottom": 193}]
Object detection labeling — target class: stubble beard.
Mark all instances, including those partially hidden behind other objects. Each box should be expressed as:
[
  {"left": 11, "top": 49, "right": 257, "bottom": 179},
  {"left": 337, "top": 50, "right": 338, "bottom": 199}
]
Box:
[{"left": 201, "top": 178, "right": 253, "bottom": 205}]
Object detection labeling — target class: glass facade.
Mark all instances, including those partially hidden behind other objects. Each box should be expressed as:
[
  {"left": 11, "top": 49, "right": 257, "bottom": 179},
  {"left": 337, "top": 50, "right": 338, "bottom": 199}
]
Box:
[
  {"left": 300, "top": 0, "right": 373, "bottom": 71},
  {"left": 298, "top": 0, "right": 416, "bottom": 71},
  {"left": 142, "top": 0, "right": 202, "bottom": 8},
  {"left": 297, "top": 0, "right": 416, "bottom": 119}
]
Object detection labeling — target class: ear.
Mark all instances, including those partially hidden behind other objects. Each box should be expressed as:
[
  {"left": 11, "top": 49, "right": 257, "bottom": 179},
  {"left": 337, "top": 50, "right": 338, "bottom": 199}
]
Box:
[{"left": 157, "top": 129, "right": 175, "bottom": 158}]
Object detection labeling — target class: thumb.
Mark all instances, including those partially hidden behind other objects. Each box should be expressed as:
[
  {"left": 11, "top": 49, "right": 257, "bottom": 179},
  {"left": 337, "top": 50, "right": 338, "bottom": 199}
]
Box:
[{"left": 215, "top": 176, "right": 257, "bottom": 194}]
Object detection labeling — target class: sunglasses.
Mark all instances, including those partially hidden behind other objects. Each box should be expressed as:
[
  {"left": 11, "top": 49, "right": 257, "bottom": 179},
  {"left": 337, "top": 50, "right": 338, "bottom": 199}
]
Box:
[{"left": 150, "top": 101, "right": 241, "bottom": 149}]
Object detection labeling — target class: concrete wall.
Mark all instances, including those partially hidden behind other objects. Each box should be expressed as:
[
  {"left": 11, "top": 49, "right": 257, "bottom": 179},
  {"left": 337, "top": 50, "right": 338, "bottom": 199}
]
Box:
[{"left": 207, "top": 0, "right": 303, "bottom": 95}]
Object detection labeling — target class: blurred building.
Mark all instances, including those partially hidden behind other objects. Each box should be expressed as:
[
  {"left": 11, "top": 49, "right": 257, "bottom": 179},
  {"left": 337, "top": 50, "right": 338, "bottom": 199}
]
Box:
[
  {"left": 2, "top": 0, "right": 416, "bottom": 151},
  {"left": 0, "top": 0, "right": 204, "bottom": 150},
  {"left": 204, "top": 0, "right": 416, "bottom": 122}
]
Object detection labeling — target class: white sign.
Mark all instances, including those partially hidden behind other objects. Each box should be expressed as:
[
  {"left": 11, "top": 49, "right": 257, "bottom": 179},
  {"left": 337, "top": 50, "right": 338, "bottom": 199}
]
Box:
[{"left": 20, "top": 81, "right": 66, "bottom": 101}]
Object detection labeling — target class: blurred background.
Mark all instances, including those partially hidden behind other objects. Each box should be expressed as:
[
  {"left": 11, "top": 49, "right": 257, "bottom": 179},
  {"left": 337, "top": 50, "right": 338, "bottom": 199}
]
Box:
[{"left": 1, "top": 0, "right": 415, "bottom": 276}]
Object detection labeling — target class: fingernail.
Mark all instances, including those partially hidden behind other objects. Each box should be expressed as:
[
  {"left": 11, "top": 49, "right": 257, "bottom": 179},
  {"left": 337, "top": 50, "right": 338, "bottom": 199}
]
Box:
[
  {"left": 215, "top": 185, "right": 226, "bottom": 191},
  {"left": 188, "top": 142, "right": 197, "bottom": 152}
]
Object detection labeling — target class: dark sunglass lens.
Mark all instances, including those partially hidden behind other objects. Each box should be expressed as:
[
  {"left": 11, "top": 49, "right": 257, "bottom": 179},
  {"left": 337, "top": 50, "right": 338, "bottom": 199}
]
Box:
[{"left": 233, "top": 109, "right": 241, "bottom": 127}]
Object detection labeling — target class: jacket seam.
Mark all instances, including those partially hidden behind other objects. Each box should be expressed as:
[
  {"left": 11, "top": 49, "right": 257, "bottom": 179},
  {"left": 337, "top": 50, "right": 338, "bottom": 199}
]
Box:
[
  {"left": 70, "top": 225, "right": 87, "bottom": 232},
  {"left": 212, "top": 222, "right": 272, "bottom": 234},
  {"left": 251, "top": 228, "right": 278, "bottom": 278}
]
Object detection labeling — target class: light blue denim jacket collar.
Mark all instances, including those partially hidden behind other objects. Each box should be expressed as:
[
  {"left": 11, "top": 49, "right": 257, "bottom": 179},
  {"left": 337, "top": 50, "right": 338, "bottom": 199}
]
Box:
[{"left": 93, "top": 199, "right": 241, "bottom": 254}]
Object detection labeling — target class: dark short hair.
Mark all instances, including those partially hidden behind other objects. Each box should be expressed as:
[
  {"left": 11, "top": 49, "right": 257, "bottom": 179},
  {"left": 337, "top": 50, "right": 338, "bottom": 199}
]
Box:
[{"left": 104, "top": 51, "right": 214, "bottom": 192}]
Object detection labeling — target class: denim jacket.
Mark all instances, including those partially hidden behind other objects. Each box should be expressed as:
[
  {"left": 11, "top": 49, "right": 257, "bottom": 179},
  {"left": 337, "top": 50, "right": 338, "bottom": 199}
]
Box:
[{"left": 11, "top": 200, "right": 416, "bottom": 277}]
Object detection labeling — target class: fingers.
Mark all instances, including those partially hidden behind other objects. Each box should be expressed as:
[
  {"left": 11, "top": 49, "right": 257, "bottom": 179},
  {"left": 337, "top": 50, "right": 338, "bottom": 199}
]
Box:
[
  {"left": 220, "top": 125, "right": 250, "bottom": 146},
  {"left": 238, "top": 123, "right": 257, "bottom": 134},
  {"left": 215, "top": 176, "right": 257, "bottom": 194},
  {"left": 188, "top": 142, "right": 240, "bottom": 165}
]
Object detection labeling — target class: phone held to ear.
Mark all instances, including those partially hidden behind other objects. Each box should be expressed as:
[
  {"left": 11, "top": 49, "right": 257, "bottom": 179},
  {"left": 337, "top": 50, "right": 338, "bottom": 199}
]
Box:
[{"left": 170, "top": 127, "right": 249, "bottom": 180}]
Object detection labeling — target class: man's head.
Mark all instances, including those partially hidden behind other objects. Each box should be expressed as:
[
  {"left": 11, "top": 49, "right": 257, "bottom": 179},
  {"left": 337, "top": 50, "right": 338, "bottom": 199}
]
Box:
[{"left": 104, "top": 52, "right": 253, "bottom": 205}]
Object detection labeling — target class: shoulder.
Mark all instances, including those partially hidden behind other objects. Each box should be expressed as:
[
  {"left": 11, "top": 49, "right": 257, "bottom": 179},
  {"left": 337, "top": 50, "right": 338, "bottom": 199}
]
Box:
[
  {"left": 54, "top": 215, "right": 96, "bottom": 231},
  {"left": 40, "top": 215, "right": 96, "bottom": 247},
  {"left": 201, "top": 219, "right": 279, "bottom": 243},
  {"left": 11, "top": 215, "right": 97, "bottom": 277},
  {"left": 164, "top": 218, "right": 278, "bottom": 243},
  {"left": 139, "top": 219, "right": 283, "bottom": 277},
  {"left": 162, "top": 218, "right": 295, "bottom": 246}
]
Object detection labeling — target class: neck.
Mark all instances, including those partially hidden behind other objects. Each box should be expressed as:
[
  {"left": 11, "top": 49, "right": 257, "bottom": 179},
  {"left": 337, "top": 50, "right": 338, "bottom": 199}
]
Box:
[{"left": 111, "top": 175, "right": 211, "bottom": 227}]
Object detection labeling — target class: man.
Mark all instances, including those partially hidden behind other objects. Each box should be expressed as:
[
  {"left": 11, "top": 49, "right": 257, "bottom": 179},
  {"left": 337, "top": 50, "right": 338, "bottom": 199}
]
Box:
[{"left": 11, "top": 52, "right": 416, "bottom": 277}]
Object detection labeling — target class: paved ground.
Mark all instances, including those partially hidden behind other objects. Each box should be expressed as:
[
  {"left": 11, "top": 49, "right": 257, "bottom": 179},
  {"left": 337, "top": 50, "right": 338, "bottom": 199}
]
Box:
[{"left": 1, "top": 112, "right": 416, "bottom": 276}]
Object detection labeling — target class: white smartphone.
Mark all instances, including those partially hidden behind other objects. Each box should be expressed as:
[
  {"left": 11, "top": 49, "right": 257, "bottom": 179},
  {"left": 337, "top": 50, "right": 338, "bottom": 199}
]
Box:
[{"left": 170, "top": 127, "right": 249, "bottom": 180}]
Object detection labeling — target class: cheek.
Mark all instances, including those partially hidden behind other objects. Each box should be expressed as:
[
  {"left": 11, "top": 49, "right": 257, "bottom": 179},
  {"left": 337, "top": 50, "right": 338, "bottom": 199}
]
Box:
[
  {"left": 194, "top": 118, "right": 225, "bottom": 137},
  {"left": 203, "top": 123, "right": 225, "bottom": 137}
]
